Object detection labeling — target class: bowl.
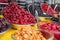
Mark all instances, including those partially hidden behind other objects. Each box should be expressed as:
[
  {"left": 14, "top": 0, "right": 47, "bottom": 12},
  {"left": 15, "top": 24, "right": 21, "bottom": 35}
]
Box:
[
  {"left": 38, "top": 28, "right": 54, "bottom": 40},
  {"left": 39, "top": 17, "right": 52, "bottom": 22},
  {"left": 39, "top": 26, "right": 60, "bottom": 40},
  {"left": 12, "top": 28, "right": 54, "bottom": 40},
  {"left": 12, "top": 18, "right": 40, "bottom": 29},
  {"left": 38, "top": 21, "right": 60, "bottom": 40},
  {"left": 1, "top": 3, "right": 40, "bottom": 30}
]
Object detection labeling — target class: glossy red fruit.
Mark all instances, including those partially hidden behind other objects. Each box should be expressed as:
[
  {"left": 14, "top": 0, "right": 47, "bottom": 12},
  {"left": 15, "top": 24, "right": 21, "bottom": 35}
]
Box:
[
  {"left": 47, "top": 7, "right": 57, "bottom": 14},
  {"left": 54, "top": 33, "right": 60, "bottom": 40},
  {"left": 39, "top": 22, "right": 60, "bottom": 32},
  {"left": 0, "top": 0, "right": 8, "bottom": 3},
  {"left": 40, "top": 3, "right": 57, "bottom": 14},
  {"left": 39, "top": 22, "right": 60, "bottom": 40},
  {"left": 2, "top": 2, "right": 37, "bottom": 24}
]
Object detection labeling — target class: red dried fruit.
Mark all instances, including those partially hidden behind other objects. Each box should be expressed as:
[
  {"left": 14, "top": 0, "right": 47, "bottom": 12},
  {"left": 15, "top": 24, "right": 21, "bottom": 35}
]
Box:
[
  {"left": 39, "top": 22, "right": 60, "bottom": 32},
  {"left": 0, "top": 18, "right": 11, "bottom": 33},
  {"left": 0, "top": 0, "right": 8, "bottom": 3},
  {"left": 40, "top": 3, "right": 48, "bottom": 13},
  {"left": 39, "top": 22, "right": 60, "bottom": 40},
  {"left": 40, "top": 3, "right": 57, "bottom": 14},
  {"left": 2, "top": 2, "right": 37, "bottom": 24}
]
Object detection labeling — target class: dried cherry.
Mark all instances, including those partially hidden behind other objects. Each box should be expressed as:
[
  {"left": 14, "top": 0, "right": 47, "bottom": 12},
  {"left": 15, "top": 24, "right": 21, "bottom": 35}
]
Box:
[
  {"left": 0, "top": 18, "right": 11, "bottom": 33},
  {"left": 2, "top": 2, "right": 37, "bottom": 24},
  {"left": 0, "top": 0, "right": 8, "bottom": 3}
]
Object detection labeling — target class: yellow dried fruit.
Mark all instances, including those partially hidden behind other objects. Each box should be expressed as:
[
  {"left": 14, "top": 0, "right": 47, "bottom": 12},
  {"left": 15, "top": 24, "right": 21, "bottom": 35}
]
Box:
[{"left": 13, "top": 26, "right": 46, "bottom": 40}]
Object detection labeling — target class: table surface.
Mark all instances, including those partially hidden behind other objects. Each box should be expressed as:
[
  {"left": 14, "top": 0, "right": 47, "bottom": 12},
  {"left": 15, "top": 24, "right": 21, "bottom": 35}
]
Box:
[{"left": 0, "top": 29, "right": 16, "bottom": 40}]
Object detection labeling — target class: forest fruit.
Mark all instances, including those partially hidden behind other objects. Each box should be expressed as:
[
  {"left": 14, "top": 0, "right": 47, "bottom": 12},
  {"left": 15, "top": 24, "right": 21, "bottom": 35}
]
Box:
[{"left": 2, "top": 2, "right": 37, "bottom": 24}]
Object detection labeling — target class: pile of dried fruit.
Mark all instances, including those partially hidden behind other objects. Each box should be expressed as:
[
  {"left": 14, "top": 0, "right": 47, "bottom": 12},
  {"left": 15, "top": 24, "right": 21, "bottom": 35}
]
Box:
[
  {"left": 0, "top": 18, "right": 11, "bottom": 33},
  {"left": 39, "top": 22, "right": 60, "bottom": 33},
  {"left": 40, "top": 3, "right": 57, "bottom": 14},
  {"left": 13, "top": 26, "right": 46, "bottom": 40},
  {"left": 2, "top": 2, "right": 37, "bottom": 24},
  {"left": 0, "top": 0, "right": 8, "bottom": 3}
]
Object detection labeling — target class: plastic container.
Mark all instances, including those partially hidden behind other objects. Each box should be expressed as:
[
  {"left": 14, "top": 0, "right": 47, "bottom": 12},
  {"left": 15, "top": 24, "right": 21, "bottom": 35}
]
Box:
[
  {"left": 1, "top": 2, "right": 40, "bottom": 30},
  {"left": 38, "top": 21, "right": 60, "bottom": 40},
  {"left": 39, "top": 27, "right": 60, "bottom": 40},
  {"left": 12, "top": 28, "right": 54, "bottom": 40},
  {"left": 39, "top": 29, "right": 54, "bottom": 40}
]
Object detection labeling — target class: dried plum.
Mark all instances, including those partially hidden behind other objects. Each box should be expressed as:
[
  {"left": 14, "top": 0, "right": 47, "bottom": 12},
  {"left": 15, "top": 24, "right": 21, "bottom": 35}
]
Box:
[{"left": 0, "top": 18, "right": 11, "bottom": 33}]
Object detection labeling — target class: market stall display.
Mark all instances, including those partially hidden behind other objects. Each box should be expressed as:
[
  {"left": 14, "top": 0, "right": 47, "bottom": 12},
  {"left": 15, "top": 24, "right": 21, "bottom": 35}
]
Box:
[
  {"left": 2, "top": 2, "right": 37, "bottom": 24},
  {"left": 40, "top": 3, "right": 57, "bottom": 15},
  {"left": 38, "top": 22, "right": 60, "bottom": 40},
  {"left": 12, "top": 26, "right": 54, "bottom": 40},
  {"left": 0, "top": 0, "right": 60, "bottom": 40},
  {"left": 12, "top": 26, "right": 46, "bottom": 40}
]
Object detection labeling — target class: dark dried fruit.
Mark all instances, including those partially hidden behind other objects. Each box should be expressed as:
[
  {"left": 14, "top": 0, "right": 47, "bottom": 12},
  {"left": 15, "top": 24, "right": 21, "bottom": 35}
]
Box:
[{"left": 0, "top": 18, "right": 11, "bottom": 33}]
